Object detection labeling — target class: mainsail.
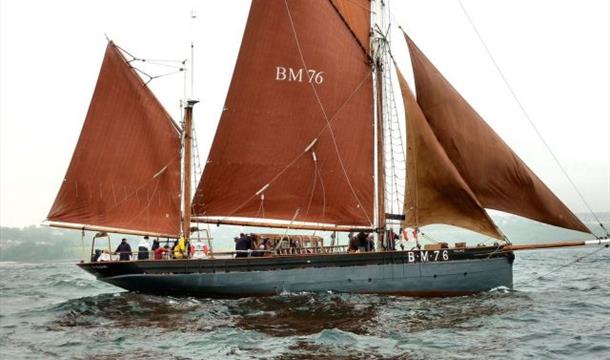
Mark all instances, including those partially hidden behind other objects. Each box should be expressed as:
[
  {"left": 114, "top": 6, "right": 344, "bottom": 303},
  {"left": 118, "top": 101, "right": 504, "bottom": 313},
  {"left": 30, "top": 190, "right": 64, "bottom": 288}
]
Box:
[
  {"left": 402, "top": 33, "right": 590, "bottom": 234},
  {"left": 192, "top": 0, "right": 375, "bottom": 226},
  {"left": 47, "top": 42, "right": 182, "bottom": 236},
  {"left": 396, "top": 65, "right": 502, "bottom": 239}
]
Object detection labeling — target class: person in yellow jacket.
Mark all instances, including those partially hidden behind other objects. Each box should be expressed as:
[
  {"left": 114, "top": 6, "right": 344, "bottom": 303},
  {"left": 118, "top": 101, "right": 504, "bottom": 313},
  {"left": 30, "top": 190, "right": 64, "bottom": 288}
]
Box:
[{"left": 173, "top": 235, "right": 187, "bottom": 259}]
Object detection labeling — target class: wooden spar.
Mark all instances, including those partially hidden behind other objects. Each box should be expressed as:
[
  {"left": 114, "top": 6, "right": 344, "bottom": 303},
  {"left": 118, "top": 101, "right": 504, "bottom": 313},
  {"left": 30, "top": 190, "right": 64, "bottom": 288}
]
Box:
[
  {"left": 371, "top": 0, "right": 386, "bottom": 247},
  {"left": 44, "top": 221, "right": 177, "bottom": 239},
  {"left": 504, "top": 238, "right": 610, "bottom": 251},
  {"left": 375, "top": 59, "right": 386, "bottom": 244},
  {"left": 182, "top": 100, "right": 197, "bottom": 240},
  {"left": 191, "top": 217, "right": 373, "bottom": 233}
]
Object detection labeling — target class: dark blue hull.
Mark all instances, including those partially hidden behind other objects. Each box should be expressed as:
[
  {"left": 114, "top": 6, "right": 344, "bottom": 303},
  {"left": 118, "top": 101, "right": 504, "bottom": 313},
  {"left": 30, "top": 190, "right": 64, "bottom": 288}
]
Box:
[{"left": 79, "top": 248, "right": 514, "bottom": 297}]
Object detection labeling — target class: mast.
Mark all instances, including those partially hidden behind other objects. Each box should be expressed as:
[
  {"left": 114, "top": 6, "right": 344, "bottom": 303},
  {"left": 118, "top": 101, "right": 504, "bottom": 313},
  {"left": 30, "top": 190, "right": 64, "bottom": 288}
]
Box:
[
  {"left": 182, "top": 100, "right": 197, "bottom": 240},
  {"left": 182, "top": 9, "right": 198, "bottom": 241},
  {"left": 372, "top": 0, "right": 387, "bottom": 248},
  {"left": 375, "top": 60, "right": 386, "bottom": 246}
]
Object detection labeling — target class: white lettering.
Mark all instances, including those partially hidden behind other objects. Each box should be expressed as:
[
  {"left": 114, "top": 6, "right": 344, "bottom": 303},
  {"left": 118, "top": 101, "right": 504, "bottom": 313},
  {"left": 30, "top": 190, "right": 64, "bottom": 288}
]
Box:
[
  {"left": 420, "top": 251, "right": 429, "bottom": 262},
  {"left": 275, "top": 66, "right": 324, "bottom": 84},
  {"left": 275, "top": 66, "right": 287, "bottom": 81},
  {"left": 307, "top": 69, "right": 316, "bottom": 82},
  {"left": 442, "top": 250, "right": 449, "bottom": 261},
  {"left": 314, "top": 71, "right": 324, "bottom": 84},
  {"left": 408, "top": 252, "right": 415, "bottom": 263},
  {"left": 288, "top": 68, "right": 303, "bottom": 82},
  {"left": 434, "top": 250, "right": 440, "bottom": 261}
]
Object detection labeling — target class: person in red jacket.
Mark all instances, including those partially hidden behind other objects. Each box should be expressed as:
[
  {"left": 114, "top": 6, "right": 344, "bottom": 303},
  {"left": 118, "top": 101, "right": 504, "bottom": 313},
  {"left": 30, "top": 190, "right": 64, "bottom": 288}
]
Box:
[{"left": 154, "top": 244, "right": 171, "bottom": 260}]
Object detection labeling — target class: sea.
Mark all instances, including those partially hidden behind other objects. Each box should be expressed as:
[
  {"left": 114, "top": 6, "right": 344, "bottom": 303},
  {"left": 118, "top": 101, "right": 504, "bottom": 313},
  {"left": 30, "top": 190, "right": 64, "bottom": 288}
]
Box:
[{"left": 0, "top": 248, "right": 608, "bottom": 360}]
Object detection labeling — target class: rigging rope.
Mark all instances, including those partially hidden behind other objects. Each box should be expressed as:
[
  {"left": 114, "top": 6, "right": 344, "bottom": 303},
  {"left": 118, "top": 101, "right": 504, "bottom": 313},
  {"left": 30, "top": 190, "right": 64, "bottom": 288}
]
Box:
[
  {"left": 458, "top": 0, "right": 609, "bottom": 238},
  {"left": 116, "top": 45, "right": 185, "bottom": 85}
]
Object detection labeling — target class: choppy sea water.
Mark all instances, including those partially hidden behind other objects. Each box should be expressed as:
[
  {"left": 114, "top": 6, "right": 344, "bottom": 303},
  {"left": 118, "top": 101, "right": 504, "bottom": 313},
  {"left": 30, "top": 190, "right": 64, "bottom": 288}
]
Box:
[{"left": 0, "top": 248, "right": 608, "bottom": 360}]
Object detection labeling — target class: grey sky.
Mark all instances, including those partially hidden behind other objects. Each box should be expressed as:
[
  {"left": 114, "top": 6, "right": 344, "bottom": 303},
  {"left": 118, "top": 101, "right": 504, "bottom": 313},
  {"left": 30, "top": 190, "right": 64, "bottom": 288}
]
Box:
[{"left": 0, "top": 0, "right": 608, "bottom": 228}]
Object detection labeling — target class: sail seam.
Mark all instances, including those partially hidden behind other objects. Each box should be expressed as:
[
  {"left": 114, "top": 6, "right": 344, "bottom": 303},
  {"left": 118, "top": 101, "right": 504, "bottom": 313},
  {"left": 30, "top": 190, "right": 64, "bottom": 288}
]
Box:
[{"left": 284, "top": 0, "right": 373, "bottom": 226}]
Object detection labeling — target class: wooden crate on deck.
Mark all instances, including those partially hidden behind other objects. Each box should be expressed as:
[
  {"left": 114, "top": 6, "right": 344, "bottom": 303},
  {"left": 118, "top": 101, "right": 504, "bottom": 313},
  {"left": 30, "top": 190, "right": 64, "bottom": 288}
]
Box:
[{"left": 424, "top": 242, "right": 448, "bottom": 250}]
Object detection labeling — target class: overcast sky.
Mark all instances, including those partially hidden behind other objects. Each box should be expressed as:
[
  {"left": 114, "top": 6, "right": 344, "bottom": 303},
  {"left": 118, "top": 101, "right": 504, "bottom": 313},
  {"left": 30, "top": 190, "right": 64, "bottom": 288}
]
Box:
[{"left": 0, "top": 0, "right": 608, "bottom": 228}]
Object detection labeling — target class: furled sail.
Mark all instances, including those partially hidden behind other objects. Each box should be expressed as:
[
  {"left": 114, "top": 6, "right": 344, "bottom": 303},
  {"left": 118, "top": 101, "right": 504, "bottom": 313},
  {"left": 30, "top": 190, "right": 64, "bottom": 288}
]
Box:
[
  {"left": 396, "top": 65, "right": 502, "bottom": 239},
  {"left": 193, "top": 0, "right": 374, "bottom": 226},
  {"left": 47, "top": 42, "right": 182, "bottom": 236},
  {"left": 403, "top": 33, "right": 590, "bottom": 234}
]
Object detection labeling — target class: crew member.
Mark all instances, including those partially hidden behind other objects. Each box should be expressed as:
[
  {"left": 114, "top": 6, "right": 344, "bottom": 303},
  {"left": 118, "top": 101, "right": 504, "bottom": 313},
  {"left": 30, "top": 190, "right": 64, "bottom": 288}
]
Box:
[
  {"left": 235, "top": 233, "right": 251, "bottom": 257},
  {"left": 115, "top": 238, "right": 132, "bottom": 261},
  {"left": 173, "top": 235, "right": 188, "bottom": 259},
  {"left": 138, "top": 236, "right": 151, "bottom": 260}
]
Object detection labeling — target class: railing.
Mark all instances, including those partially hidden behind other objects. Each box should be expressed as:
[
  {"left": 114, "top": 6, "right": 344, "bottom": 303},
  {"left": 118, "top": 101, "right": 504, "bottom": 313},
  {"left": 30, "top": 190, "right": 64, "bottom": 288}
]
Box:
[{"left": 90, "top": 244, "right": 352, "bottom": 262}]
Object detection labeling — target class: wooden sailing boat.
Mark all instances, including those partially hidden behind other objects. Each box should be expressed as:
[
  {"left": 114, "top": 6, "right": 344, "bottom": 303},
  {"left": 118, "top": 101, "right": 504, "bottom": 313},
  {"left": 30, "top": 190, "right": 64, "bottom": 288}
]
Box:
[{"left": 46, "top": 0, "right": 607, "bottom": 297}]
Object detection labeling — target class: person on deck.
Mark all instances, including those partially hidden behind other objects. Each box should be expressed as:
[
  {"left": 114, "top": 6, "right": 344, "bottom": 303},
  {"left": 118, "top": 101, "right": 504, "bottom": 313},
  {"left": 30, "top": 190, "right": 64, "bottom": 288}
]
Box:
[
  {"left": 348, "top": 234, "right": 359, "bottom": 252},
  {"left": 356, "top": 232, "right": 368, "bottom": 252},
  {"left": 97, "top": 249, "right": 111, "bottom": 262},
  {"left": 366, "top": 234, "right": 375, "bottom": 252},
  {"left": 235, "top": 234, "right": 251, "bottom": 258},
  {"left": 387, "top": 229, "right": 398, "bottom": 251},
  {"left": 151, "top": 239, "right": 160, "bottom": 252},
  {"left": 154, "top": 244, "right": 171, "bottom": 260},
  {"left": 138, "top": 236, "right": 151, "bottom": 260},
  {"left": 173, "top": 235, "right": 188, "bottom": 259},
  {"left": 115, "top": 238, "right": 132, "bottom": 261}
]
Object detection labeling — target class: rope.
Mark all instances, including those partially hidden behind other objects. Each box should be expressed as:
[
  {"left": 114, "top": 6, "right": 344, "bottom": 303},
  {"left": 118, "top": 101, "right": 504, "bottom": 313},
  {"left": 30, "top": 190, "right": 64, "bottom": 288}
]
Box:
[
  {"left": 284, "top": 0, "right": 373, "bottom": 226},
  {"left": 116, "top": 45, "right": 185, "bottom": 85},
  {"left": 515, "top": 243, "right": 609, "bottom": 286},
  {"left": 458, "top": 0, "right": 608, "bottom": 238}
]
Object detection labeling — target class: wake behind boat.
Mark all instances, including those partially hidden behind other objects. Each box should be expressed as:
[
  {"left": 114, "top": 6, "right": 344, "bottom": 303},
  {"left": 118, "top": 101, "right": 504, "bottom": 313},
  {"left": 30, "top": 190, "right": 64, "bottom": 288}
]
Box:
[{"left": 45, "top": 0, "right": 608, "bottom": 297}]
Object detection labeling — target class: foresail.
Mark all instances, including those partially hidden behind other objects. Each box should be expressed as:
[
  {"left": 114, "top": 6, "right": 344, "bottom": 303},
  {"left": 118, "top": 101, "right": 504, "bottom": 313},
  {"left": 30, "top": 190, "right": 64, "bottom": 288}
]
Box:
[
  {"left": 47, "top": 42, "right": 182, "bottom": 236},
  {"left": 193, "top": 0, "right": 375, "bottom": 226},
  {"left": 396, "top": 65, "right": 502, "bottom": 239},
  {"left": 403, "top": 33, "right": 590, "bottom": 234}
]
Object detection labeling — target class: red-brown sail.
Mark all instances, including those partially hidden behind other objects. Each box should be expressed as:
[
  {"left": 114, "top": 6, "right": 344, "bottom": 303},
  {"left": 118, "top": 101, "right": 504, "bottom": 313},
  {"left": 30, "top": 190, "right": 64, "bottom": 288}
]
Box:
[
  {"left": 403, "top": 33, "right": 590, "bottom": 234},
  {"left": 330, "top": 0, "right": 371, "bottom": 53},
  {"left": 396, "top": 65, "right": 502, "bottom": 239},
  {"left": 47, "top": 42, "right": 182, "bottom": 236},
  {"left": 193, "top": 0, "right": 374, "bottom": 226}
]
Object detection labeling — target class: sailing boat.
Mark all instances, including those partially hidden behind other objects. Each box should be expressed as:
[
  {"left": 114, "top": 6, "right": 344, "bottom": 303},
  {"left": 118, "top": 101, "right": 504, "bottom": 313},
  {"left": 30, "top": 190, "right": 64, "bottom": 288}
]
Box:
[{"left": 46, "top": 0, "right": 607, "bottom": 297}]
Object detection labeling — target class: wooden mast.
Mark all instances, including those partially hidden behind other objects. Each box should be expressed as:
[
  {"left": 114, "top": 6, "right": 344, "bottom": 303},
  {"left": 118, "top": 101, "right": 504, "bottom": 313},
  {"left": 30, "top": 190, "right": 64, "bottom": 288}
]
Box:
[
  {"left": 375, "top": 60, "right": 386, "bottom": 247},
  {"left": 182, "top": 100, "right": 197, "bottom": 240},
  {"left": 372, "top": 0, "right": 386, "bottom": 249}
]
